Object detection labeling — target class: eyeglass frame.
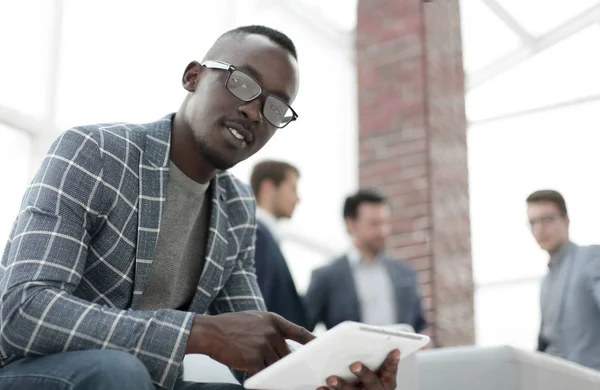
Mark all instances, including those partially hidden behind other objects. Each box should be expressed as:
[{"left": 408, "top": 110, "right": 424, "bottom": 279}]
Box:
[{"left": 200, "top": 59, "right": 298, "bottom": 129}]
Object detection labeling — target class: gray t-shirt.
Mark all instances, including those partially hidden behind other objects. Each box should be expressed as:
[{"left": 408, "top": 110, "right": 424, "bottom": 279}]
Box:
[{"left": 137, "top": 161, "right": 210, "bottom": 310}]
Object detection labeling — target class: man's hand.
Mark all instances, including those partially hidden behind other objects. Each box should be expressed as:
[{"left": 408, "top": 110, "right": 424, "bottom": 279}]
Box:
[
  {"left": 318, "top": 349, "right": 400, "bottom": 390},
  {"left": 186, "top": 311, "right": 315, "bottom": 375}
]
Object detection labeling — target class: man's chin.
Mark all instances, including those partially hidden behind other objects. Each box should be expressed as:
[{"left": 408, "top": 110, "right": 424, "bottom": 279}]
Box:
[
  {"left": 211, "top": 159, "right": 237, "bottom": 171},
  {"left": 537, "top": 241, "right": 552, "bottom": 251},
  {"left": 199, "top": 147, "right": 241, "bottom": 171},
  {"left": 275, "top": 210, "right": 294, "bottom": 219},
  {"left": 545, "top": 243, "right": 563, "bottom": 254},
  {"left": 367, "top": 246, "right": 385, "bottom": 257}
]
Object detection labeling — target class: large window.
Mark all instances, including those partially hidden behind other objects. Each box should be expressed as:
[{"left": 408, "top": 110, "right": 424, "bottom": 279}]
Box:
[
  {"left": 463, "top": 0, "right": 600, "bottom": 349},
  {"left": 468, "top": 100, "right": 600, "bottom": 348}
]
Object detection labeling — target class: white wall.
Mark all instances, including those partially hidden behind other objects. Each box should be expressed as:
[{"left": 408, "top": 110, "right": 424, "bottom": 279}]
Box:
[{"left": 0, "top": 124, "right": 32, "bottom": 244}]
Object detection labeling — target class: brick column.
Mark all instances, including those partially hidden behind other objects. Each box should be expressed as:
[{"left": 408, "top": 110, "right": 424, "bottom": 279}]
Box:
[{"left": 357, "top": 0, "right": 474, "bottom": 347}]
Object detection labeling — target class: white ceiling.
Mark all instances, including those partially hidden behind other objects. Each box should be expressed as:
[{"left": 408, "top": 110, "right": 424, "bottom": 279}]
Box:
[{"left": 1, "top": 0, "right": 599, "bottom": 133}]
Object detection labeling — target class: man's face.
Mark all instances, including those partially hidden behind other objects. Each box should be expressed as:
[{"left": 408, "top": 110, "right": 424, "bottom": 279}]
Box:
[
  {"left": 527, "top": 201, "right": 569, "bottom": 253},
  {"left": 181, "top": 34, "right": 299, "bottom": 170},
  {"left": 346, "top": 202, "right": 391, "bottom": 255},
  {"left": 272, "top": 170, "right": 300, "bottom": 219}
]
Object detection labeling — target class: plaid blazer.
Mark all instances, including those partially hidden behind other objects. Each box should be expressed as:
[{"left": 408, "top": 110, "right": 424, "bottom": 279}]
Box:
[{"left": 0, "top": 114, "right": 265, "bottom": 389}]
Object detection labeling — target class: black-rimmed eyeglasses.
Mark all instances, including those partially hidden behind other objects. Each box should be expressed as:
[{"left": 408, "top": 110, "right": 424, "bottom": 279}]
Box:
[{"left": 201, "top": 60, "right": 298, "bottom": 129}]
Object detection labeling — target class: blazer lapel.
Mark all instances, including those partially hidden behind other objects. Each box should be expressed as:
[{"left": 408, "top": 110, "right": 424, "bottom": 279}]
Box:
[
  {"left": 540, "top": 275, "right": 549, "bottom": 319},
  {"left": 555, "top": 243, "right": 579, "bottom": 327},
  {"left": 340, "top": 256, "right": 362, "bottom": 323},
  {"left": 383, "top": 259, "right": 408, "bottom": 324},
  {"left": 131, "top": 116, "right": 172, "bottom": 308},
  {"left": 188, "top": 178, "right": 229, "bottom": 313}
]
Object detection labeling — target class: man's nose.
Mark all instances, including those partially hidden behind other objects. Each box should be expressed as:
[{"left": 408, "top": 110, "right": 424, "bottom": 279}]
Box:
[
  {"left": 532, "top": 223, "right": 546, "bottom": 237},
  {"left": 238, "top": 99, "right": 263, "bottom": 124}
]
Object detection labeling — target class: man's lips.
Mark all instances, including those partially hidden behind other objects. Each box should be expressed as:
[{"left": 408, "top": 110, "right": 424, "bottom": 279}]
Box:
[{"left": 223, "top": 121, "right": 253, "bottom": 144}]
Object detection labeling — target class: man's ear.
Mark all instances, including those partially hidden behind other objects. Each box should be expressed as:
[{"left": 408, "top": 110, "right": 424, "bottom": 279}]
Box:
[
  {"left": 344, "top": 217, "right": 355, "bottom": 235},
  {"left": 263, "top": 179, "right": 277, "bottom": 195},
  {"left": 182, "top": 61, "right": 202, "bottom": 92},
  {"left": 257, "top": 179, "right": 276, "bottom": 205}
]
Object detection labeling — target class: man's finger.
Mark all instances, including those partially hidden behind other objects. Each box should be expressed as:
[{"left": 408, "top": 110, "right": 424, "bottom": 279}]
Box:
[
  {"left": 374, "top": 350, "right": 400, "bottom": 389},
  {"left": 350, "top": 362, "right": 383, "bottom": 390},
  {"left": 271, "top": 334, "right": 292, "bottom": 359},
  {"left": 325, "top": 376, "right": 355, "bottom": 390},
  {"left": 379, "top": 349, "right": 400, "bottom": 380},
  {"left": 272, "top": 314, "right": 316, "bottom": 344},
  {"left": 262, "top": 345, "right": 280, "bottom": 367}
]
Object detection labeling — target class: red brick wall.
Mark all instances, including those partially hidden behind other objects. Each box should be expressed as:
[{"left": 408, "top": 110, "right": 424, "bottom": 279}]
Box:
[{"left": 357, "top": 0, "right": 474, "bottom": 347}]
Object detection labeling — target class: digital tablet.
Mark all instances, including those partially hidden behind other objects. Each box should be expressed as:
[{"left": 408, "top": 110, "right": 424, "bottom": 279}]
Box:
[{"left": 244, "top": 321, "right": 429, "bottom": 390}]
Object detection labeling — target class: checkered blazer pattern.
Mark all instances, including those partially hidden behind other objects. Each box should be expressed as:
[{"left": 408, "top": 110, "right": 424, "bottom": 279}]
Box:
[{"left": 0, "top": 114, "right": 265, "bottom": 389}]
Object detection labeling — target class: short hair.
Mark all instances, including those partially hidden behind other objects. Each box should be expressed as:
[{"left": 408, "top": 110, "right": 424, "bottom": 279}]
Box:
[
  {"left": 250, "top": 160, "right": 299, "bottom": 200},
  {"left": 526, "top": 189, "right": 568, "bottom": 216},
  {"left": 209, "top": 25, "right": 297, "bottom": 60},
  {"left": 343, "top": 189, "right": 387, "bottom": 220}
]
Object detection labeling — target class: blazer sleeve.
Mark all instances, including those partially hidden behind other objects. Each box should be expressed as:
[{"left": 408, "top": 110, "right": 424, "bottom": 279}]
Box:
[
  {"left": 395, "top": 261, "right": 428, "bottom": 334},
  {"left": 0, "top": 128, "right": 193, "bottom": 390},
  {"left": 412, "top": 278, "right": 428, "bottom": 334},
  {"left": 207, "top": 211, "right": 266, "bottom": 385},
  {"left": 585, "top": 245, "right": 600, "bottom": 312},
  {"left": 304, "top": 266, "right": 330, "bottom": 331},
  {"left": 537, "top": 329, "right": 549, "bottom": 352}
]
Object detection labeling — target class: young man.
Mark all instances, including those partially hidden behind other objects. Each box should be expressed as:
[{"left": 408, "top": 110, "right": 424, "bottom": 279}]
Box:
[
  {"left": 527, "top": 190, "right": 600, "bottom": 370},
  {"left": 250, "top": 160, "right": 307, "bottom": 328},
  {"left": 305, "top": 189, "right": 428, "bottom": 336},
  {"left": 0, "top": 26, "right": 401, "bottom": 390}
]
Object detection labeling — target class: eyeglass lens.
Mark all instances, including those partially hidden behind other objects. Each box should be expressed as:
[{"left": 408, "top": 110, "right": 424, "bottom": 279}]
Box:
[{"left": 227, "top": 70, "right": 294, "bottom": 127}]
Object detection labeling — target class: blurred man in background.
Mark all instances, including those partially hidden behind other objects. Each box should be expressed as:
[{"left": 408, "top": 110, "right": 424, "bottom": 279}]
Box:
[
  {"left": 528, "top": 190, "right": 600, "bottom": 370},
  {"left": 305, "top": 189, "right": 429, "bottom": 336},
  {"left": 250, "top": 160, "right": 307, "bottom": 328}
]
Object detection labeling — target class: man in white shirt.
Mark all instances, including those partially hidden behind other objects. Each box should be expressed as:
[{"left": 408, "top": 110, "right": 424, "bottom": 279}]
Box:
[{"left": 250, "top": 161, "right": 307, "bottom": 327}]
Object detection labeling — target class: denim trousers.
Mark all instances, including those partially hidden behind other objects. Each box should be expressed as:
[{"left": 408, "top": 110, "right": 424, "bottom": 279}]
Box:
[{"left": 0, "top": 350, "right": 243, "bottom": 390}]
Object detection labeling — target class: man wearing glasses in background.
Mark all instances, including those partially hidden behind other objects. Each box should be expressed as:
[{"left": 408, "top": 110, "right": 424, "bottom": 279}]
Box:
[
  {"left": 527, "top": 190, "right": 600, "bottom": 370},
  {"left": 0, "top": 25, "right": 401, "bottom": 390}
]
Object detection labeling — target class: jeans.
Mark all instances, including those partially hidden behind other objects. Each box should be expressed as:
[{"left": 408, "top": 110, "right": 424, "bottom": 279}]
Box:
[{"left": 0, "top": 350, "right": 243, "bottom": 390}]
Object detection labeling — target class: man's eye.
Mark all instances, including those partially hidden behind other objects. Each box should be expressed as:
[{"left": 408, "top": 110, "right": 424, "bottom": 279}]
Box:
[
  {"left": 268, "top": 103, "right": 282, "bottom": 116},
  {"left": 230, "top": 77, "right": 248, "bottom": 89}
]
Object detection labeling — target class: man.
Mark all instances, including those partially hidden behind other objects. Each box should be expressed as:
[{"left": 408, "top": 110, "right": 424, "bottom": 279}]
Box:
[
  {"left": 250, "top": 160, "right": 307, "bottom": 328},
  {"left": 0, "top": 26, "right": 401, "bottom": 390},
  {"left": 528, "top": 190, "right": 600, "bottom": 370},
  {"left": 305, "top": 189, "right": 428, "bottom": 336}
]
